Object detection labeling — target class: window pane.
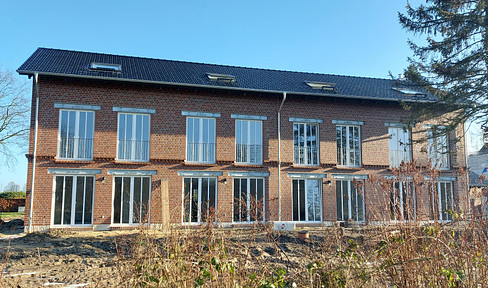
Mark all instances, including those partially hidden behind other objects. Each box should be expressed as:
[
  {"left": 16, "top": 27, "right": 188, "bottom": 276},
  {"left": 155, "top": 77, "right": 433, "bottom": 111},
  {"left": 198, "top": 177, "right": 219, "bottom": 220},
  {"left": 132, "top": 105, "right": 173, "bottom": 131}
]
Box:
[
  {"left": 250, "top": 178, "right": 256, "bottom": 222},
  {"left": 343, "top": 181, "right": 349, "bottom": 220},
  {"left": 240, "top": 178, "right": 248, "bottom": 221},
  {"left": 233, "top": 179, "right": 240, "bottom": 222},
  {"left": 122, "top": 177, "right": 131, "bottom": 224},
  {"left": 183, "top": 178, "right": 191, "bottom": 223},
  {"left": 63, "top": 176, "right": 73, "bottom": 225},
  {"left": 118, "top": 114, "right": 126, "bottom": 159},
  {"left": 84, "top": 177, "right": 93, "bottom": 225},
  {"left": 257, "top": 179, "right": 264, "bottom": 221},
  {"left": 351, "top": 183, "right": 358, "bottom": 221},
  {"left": 208, "top": 178, "right": 216, "bottom": 221},
  {"left": 294, "top": 124, "right": 301, "bottom": 164},
  {"left": 356, "top": 184, "right": 364, "bottom": 221},
  {"left": 191, "top": 178, "right": 199, "bottom": 222},
  {"left": 133, "top": 177, "right": 142, "bottom": 223},
  {"left": 336, "top": 181, "right": 343, "bottom": 221},
  {"left": 292, "top": 180, "right": 299, "bottom": 221},
  {"left": 299, "top": 179, "right": 305, "bottom": 221},
  {"left": 75, "top": 176, "right": 85, "bottom": 224},
  {"left": 141, "top": 177, "right": 150, "bottom": 223},
  {"left": 54, "top": 176, "right": 64, "bottom": 225},
  {"left": 201, "top": 178, "right": 209, "bottom": 222},
  {"left": 114, "top": 177, "right": 122, "bottom": 224}
]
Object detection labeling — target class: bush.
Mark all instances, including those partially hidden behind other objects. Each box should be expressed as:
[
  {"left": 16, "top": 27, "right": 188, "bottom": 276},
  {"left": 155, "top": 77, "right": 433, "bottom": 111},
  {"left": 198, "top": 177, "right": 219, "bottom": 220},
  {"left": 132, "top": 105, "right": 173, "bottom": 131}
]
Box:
[{"left": 0, "top": 191, "right": 26, "bottom": 199}]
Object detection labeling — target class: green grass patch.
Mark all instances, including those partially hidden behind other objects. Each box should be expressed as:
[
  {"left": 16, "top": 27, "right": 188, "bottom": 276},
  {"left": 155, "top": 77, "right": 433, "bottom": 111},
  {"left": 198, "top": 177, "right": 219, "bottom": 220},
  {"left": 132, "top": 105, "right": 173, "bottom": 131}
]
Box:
[{"left": 0, "top": 212, "right": 25, "bottom": 221}]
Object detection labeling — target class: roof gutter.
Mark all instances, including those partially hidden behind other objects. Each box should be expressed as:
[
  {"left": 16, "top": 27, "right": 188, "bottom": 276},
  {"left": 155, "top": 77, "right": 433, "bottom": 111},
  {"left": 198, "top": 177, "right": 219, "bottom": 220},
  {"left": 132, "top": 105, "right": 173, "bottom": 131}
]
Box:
[
  {"left": 28, "top": 73, "right": 40, "bottom": 233},
  {"left": 277, "top": 92, "right": 287, "bottom": 222},
  {"left": 16, "top": 70, "right": 435, "bottom": 103}
]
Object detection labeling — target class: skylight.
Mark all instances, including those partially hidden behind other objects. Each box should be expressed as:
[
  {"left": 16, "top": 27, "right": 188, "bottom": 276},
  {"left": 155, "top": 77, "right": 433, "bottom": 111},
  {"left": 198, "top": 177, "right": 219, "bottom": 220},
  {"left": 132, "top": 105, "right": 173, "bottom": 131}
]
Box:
[
  {"left": 305, "top": 81, "right": 336, "bottom": 91},
  {"left": 90, "top": 62, "right": 122, "bottom": 72},
  {"left": 207, "top": 73, "right": 236, "bottom": 83},
  {"left": 392, "top": 87, "right": 426, "bottom": 96}
]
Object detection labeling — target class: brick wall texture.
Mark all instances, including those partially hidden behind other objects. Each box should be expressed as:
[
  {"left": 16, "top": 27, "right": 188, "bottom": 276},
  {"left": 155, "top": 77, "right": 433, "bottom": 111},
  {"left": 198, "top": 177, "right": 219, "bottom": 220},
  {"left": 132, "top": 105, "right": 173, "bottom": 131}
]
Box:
[{"left": 24, "top": 76, "right": 468, "bottom": 229}]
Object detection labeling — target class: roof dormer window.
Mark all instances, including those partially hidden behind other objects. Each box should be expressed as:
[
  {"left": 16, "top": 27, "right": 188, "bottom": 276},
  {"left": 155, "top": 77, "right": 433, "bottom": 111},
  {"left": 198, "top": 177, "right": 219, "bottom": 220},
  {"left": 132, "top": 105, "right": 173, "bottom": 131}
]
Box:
[
  {"left": 392, "top": 87, "right": 425, "bottom": 96},
  {"left": 305, "top": 81, "right": 336, "bottom": 91},
  {"left": 90, "top": 62, "right": 122, "bottom": 72},
  {"left": 206, "top": 73, "right": 236, "bottom": 83}
]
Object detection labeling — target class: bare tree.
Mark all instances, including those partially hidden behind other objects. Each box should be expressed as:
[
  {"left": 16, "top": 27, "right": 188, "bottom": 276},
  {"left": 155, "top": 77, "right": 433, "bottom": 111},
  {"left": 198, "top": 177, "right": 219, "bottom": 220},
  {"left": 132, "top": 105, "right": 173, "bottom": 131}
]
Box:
[
  {"left": 3, "top": 181, "right": 20, "bottom": 192},
  {"left": 0, "top": 66, "right": 29, "bottom": 168}
]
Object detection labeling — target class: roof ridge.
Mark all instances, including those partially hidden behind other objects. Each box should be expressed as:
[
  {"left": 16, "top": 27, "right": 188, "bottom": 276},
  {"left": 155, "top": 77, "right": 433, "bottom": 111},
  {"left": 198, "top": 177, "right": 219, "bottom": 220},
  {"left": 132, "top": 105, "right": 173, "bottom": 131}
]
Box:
[{"left": 35, "top": 47, "right": 394, "bottom": 82}]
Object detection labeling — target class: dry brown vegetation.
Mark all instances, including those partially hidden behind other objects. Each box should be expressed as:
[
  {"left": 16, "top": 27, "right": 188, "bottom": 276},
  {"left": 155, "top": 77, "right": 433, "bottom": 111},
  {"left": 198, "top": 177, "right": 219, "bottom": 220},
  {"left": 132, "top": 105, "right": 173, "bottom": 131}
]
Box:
[{"left": 0, "top": 221, "right": 486, "bottom": 287}]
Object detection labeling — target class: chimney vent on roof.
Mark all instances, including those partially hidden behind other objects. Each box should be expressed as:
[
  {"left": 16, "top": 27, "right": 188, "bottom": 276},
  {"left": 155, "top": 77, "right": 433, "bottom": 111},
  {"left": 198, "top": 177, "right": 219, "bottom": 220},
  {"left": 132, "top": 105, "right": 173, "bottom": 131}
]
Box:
[{"left": 90, "top": 62, "right": 122, "bottom": 72}]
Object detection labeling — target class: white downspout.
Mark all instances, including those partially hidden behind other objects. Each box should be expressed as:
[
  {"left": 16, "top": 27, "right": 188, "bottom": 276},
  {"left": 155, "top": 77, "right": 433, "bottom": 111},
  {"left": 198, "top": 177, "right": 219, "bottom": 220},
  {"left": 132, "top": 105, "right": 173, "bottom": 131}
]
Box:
[
  {"left": 28, "top": 73, "right": 39, "bottom": 233},
  {"left": 277, "top": 92, "right": 287, "bottom": 221}
]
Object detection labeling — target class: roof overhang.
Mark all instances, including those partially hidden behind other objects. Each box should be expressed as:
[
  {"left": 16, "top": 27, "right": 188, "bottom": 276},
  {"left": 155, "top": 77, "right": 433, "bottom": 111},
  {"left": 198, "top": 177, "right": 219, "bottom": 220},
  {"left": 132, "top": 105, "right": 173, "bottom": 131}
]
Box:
[{"left": 17, "top": 70, "right": 435, "bottom": 103}]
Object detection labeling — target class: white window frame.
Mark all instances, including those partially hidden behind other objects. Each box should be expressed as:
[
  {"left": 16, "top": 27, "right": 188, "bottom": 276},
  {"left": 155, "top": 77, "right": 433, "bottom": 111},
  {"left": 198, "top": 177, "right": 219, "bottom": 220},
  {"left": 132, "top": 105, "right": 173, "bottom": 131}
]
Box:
[
  {"left": 111, "top": 175, "right": 152, "bottom": 226},
  {"left": 51, "top": 175, "right": 95, "bottom": 227},
  {"left": 336, "top": 125, "right": 361, "bottom": 167},
  {"left": 427, "top": 128, "right": 450, "bottom": 170},
  {"left": 186, "top": 117, "right": 216, "bottom": 164},
  {"left": 336, "top": 180, "right": 365, "bottom": 222},
  {"left": 293, "top": 122, "right": 319, "bottom": 166},
  {"left": 116, "top": 112, "right": 151, "bottom": 162},
  {"left": 182, "top": 177, "right": 218, "bottom": 224},
  {"left": 390, "top": 181, "right": 416, "bottom": 221},
  {"left": 235, "top": 120, "right": 263, "bottom": 165},
  {"left": 232, "top": 177, "right": 265, "bottom": 223},
  {"left": 292, "top": 178, "right": 323, "bottom": 222},
  {"left": 57, "top": 109, "right": 95, "bottom": 160},
  {"left": 430, "top": 181, "right": 454, "bottom": 222},
  {"left": 388, "top": 127, "right": 412, "bottom": 167}
]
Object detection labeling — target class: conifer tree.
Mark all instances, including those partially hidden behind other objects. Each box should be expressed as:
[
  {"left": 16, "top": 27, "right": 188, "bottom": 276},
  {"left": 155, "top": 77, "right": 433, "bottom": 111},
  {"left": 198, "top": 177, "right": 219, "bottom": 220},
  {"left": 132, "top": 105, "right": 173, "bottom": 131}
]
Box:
[{"left": 399, "top": 0, "right": 488, "bottom": 131}]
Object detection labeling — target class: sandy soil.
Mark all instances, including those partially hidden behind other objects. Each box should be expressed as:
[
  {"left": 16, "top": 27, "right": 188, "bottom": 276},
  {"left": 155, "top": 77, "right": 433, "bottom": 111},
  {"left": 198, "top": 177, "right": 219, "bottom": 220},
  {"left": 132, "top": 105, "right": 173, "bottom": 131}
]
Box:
[{"left": 0, "top": 221, "right": 339, "bottom": 288}]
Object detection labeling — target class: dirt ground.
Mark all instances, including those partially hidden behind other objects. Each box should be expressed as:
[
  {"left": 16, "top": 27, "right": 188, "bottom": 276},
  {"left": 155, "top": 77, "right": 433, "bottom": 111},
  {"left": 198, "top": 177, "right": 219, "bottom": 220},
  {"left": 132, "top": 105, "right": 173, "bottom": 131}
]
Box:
[{"left": 0, "top": 220, "right": 341, "bottom": 288}]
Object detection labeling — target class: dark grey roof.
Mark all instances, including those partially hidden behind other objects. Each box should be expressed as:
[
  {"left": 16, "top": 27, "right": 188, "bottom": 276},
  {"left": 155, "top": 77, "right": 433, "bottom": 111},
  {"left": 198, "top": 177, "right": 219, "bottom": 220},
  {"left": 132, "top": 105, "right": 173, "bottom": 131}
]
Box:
[
  {"left": 469, "top": 171, "right": 488, "bottom": 187},
  {"left": 18, "top": 48, "right": 434, "bottom": 102}
]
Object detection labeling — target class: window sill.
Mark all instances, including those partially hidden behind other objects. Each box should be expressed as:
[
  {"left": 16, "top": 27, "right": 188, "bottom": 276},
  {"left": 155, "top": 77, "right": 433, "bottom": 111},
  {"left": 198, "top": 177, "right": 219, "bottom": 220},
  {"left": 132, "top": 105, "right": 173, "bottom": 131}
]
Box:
[
  {"left": 336, "top": 165, "right": 362, "bottom": 170},
  {"left": 115, "top": 159, "right": 150, "bottom": 164},
  {"left": 55, "top": 159, "right": 94, "bottom": 163},
  {"left": 184, "top": 161, "right": 217, "bottom": 166},
  {"left": 233, "top": 162, "right": 263, "bottom": 167},
  {"left": 292, "top": 164, "right": 321, "bottom": 169}
]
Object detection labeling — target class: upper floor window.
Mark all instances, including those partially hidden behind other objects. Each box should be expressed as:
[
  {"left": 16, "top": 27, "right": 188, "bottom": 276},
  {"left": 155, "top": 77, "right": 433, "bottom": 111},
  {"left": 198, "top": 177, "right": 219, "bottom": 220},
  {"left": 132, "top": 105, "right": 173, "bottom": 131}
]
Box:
[
  {"left": 335, "top": 122, "right": 362, "bottom": 167},
  {"left": 58, "top": 110, "right": 94, "bottom": 160},
  {"left": 388, "top": 126, "right": 411, "bottom": 167},
  {"left": 427, "top": 127, "right": 449, "bottom": 169},
  {"left": 186, "top": 117, "right": 216, "bottom": 163},
  {"left": 236, "top": 120, "right": 262, "bottom": 165},
  {"left": 293, "top": 123, "right": 319, "bottom": 166},
  {"left": 117, "top": 113, "right": 150, "bottom": 162}
]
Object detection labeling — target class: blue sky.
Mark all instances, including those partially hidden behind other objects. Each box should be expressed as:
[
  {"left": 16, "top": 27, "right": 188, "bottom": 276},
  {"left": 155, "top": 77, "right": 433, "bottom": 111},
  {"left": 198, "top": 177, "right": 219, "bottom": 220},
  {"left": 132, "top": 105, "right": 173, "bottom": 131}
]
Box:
[{"left": 0, "top": 0, "right": 479, "bottom": 190}]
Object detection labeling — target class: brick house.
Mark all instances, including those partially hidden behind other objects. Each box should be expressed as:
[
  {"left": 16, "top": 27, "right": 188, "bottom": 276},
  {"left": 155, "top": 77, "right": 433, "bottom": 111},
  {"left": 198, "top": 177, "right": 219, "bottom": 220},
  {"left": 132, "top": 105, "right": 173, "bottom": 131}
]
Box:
[{"left": 17, "top": 48, "right": 468, "bottom": 232}]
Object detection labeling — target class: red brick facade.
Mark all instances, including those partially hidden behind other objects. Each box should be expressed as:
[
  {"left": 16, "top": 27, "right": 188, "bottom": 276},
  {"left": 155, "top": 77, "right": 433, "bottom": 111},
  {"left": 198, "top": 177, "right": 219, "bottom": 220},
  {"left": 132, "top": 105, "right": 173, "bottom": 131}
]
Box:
[{"left": 24, "top": 75, "right": 468, "bottom": 231}]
